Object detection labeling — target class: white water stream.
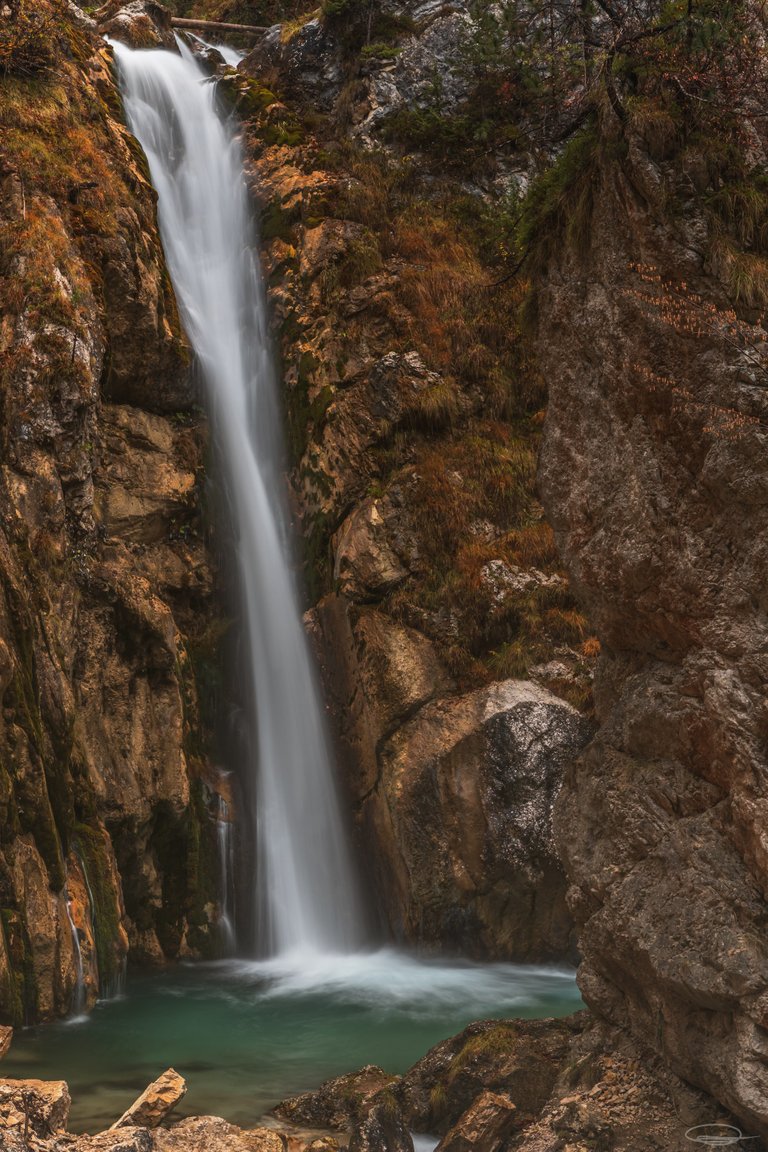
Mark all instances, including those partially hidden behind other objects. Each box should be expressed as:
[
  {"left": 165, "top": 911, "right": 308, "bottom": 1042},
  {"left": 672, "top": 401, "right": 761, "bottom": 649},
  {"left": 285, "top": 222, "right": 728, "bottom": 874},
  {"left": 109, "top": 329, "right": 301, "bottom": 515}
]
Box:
[
  {"left": 113, "top": 43, "right": 364, "bottom": 957},
  {"left": 64, "top": 892, "right": 86, "bottom": 1019}
]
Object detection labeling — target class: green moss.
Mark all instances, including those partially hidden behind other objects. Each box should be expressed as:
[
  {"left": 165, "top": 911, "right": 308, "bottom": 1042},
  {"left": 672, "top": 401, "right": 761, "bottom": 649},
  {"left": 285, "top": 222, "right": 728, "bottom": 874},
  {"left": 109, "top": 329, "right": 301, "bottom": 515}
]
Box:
[
  {"left": 0, "top": 910, "right": 37, "bottom": 1026},
  {"left": 72, "top": 823, "right": 122, "bottom": 986},
  {"left": 260, "top": 196, "right": 301, "bottom": 244},
  {"left": 517, "top": 125, "right": 599, "bottom": 272}
]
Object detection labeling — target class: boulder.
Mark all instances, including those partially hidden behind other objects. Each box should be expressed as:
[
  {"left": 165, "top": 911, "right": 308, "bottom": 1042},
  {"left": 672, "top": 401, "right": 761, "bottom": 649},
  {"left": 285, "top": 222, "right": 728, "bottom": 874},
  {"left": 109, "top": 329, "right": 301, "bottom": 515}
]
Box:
[
  {"left": 97, "top": 0, "right": 177, "bottom": 50},
  {"left": 112, "top": 1069, "right": 186, "bottom": 1130},
  {"left": 275, "top": 1066, "right": 399, "bottom": 1131},
  {"left": 333, "top": 499, "right": 409, "bottom": 602},
  {"left": 434, "top": 1092, "right": 517, "bottom": 1152},
  {"left": 0, "top": 1078, "right": 71, "bottom": 1138},
  {"left": 76, "top": 1129, "right": 154, "bottom": 1152},
  {"left": 0, "top": 1028, "right": 12, "bottom": 1061},
  {"left": 364, "top": 679, "right": 592, "bottom": 959},
  {"left": 398, "top": 1016, "right": 581, "bottom": 1134},
  {"left": 349, "top": 1100, "right": 414, "bottom": 1152}
]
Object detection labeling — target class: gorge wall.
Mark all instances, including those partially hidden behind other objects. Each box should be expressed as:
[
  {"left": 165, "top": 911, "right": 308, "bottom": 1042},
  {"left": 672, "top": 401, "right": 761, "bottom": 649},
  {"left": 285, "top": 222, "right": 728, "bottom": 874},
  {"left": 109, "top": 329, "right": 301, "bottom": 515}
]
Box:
[
  {"left": 537, "top": 114, "right": 768, "bottom": 1133},
  {"left": 0, "top": 1, "right": 225, "bottom": 1022}
]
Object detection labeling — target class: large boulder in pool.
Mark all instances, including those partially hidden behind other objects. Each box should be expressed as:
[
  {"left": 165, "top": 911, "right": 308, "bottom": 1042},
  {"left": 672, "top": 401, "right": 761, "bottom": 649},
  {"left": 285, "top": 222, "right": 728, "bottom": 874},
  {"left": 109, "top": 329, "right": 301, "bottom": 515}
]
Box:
[{"left": 274, "top": 1066, "right": 399, "bottom": 1130}]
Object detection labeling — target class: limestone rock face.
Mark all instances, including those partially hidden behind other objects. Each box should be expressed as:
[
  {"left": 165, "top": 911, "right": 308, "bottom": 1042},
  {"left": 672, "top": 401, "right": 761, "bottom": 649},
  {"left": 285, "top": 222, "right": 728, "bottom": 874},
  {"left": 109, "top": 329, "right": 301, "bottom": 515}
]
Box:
[
  {"left": 0, "top": 6, "right": 222, "bottom": 1021},
  {"left": 242, "top": 21, "right": 344, "bottom": 113},
  {"left": 537, "top": 131, "right": 768, "bottom": 1135},
  {"left": 242, "top": 26, "right": 598, "bottom": 964}
]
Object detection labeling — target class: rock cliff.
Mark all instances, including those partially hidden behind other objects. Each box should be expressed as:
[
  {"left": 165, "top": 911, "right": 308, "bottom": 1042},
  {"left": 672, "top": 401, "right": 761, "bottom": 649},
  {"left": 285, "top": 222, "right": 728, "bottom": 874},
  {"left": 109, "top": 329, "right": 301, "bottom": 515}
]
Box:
[
  {"left": 533, "top": 14, "right": 768, "bottom": 1139},
  {"left": 0, "top": 0, "right": 225, "bottom": 1021}
]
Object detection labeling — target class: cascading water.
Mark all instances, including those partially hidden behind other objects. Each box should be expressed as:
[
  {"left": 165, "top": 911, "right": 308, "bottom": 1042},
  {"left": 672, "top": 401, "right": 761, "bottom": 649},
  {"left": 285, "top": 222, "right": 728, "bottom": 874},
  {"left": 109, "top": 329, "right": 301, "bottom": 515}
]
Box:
[
  {"left": 112, "top": 43, "right": 364, "bottom": 957},
  {"left": 216, "top": 790, "right": 237, "bottom": 951},
  {"left": 64, "top": 891, "right": 86, "bottom": 1018}
]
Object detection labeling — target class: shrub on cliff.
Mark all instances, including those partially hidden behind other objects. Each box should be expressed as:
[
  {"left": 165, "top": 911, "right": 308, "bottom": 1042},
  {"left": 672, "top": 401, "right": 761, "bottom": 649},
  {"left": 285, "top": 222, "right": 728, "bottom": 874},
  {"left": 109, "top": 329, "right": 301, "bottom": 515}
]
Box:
[{"left": 0, "top": 0, "right": 65, "bottom": 77}]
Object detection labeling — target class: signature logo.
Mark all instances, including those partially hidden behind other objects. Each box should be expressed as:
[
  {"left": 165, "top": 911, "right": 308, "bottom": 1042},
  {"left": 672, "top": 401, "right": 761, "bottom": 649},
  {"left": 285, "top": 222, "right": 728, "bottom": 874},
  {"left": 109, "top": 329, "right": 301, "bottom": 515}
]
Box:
[{"left": 685, "top": 1126, "right": 760, "bottom": 1147}]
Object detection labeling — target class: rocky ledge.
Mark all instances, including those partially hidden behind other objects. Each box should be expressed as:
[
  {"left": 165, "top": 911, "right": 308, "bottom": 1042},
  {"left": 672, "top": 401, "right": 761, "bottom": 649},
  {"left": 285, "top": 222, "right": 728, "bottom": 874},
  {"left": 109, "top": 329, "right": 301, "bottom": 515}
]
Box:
[{"left": 1, "top": 1010, "right": 745, "bottom": 1152}]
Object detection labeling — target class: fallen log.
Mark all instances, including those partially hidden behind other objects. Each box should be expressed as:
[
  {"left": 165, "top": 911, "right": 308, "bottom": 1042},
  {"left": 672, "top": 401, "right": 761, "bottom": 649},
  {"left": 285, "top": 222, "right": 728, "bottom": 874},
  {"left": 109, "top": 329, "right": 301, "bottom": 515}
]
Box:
[{"left": 171, "top": 17, "right": 268, "bottom": 35}]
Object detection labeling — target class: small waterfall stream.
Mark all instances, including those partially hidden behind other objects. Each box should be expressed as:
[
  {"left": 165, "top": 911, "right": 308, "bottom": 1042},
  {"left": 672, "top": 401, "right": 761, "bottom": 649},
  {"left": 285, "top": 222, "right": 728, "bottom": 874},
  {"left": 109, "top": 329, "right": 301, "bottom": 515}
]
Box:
[
  {"left": 64, "top": 892, "right": 86, "bottom": 1018},
  {"left": 113, "top": 44, "right": 365, "bottom": 958},
  {"left": 216, "top": 791, "right": 237, "bottom": 951}
]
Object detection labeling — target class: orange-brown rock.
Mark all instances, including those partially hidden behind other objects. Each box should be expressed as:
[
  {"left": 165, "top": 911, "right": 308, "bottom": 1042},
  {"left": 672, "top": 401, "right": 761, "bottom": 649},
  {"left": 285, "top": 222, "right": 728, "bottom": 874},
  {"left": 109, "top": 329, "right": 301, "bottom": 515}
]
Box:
[
  {"left": 112, "top": 1069, "right": 186, "bottom": 1130},
  {"left": 0, "top": 2, "right": 222, "bottom": 1022},
  {"left": 435, "top": 1091, "right": 517, "bottom": 1152}
]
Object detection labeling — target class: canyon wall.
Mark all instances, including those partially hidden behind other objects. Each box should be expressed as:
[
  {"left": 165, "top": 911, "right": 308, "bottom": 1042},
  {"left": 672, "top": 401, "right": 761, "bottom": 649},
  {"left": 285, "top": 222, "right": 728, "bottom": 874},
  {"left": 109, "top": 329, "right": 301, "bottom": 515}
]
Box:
[
  {"left": 537, "top": 106, "right": 768, "bottom": 1135},
  {"left": 0, "top": 2, "right": 225, "bottom": 1022}
]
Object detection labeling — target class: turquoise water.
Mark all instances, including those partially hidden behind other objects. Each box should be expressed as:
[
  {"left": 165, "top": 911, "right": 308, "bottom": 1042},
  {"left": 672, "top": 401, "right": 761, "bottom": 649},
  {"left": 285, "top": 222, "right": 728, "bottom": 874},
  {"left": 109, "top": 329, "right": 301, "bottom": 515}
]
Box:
[{"left": 3, "top": 951, "right": 581, "bottom": 1134}]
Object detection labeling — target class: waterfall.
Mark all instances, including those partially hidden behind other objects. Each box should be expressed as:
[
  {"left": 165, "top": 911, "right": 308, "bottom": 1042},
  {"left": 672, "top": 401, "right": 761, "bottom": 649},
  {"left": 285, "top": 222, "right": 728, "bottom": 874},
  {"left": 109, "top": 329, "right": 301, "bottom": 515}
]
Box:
[
  {"left": 64, "top": 892, "right": 86, "bottom": 1018},
  {"left": 216, "top": 791, "right": 237, "bottom": 952},
  {"left": 112, "top": 44, "right": 365, "bottom": 957}
]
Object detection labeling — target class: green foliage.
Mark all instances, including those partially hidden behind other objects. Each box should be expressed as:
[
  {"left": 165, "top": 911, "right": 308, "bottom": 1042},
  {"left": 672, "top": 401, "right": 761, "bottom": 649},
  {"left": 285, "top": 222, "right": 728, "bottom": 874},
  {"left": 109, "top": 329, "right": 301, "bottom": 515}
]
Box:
[{"left": 517, "top": 126, "right": 599, "bottom": 271}]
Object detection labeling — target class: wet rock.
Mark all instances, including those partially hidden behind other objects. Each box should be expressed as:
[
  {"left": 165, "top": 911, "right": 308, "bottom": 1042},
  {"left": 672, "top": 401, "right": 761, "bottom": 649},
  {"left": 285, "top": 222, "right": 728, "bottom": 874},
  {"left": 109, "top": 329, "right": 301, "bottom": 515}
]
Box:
[
  {"left": 435, "top": 1091, "right": 517, "bottom": 1152},
  {"left": 276, "top": 1066, "right": 399, "bottom": 1131},
  {"left": 349, "top": 1100, "right": 413, "bottom": 1152},
  {"left": 112, "top": 1069, "right": 186, "bottom": 1130},
  {"left": 96, "top": 0, "right": 177, "bottom": 50},
  {"left": 0, "top": 1028, "right": 11, "bottom": 1060},
  {"left": 0, "top": 1078, "right": 71, "bottom": 1137}
]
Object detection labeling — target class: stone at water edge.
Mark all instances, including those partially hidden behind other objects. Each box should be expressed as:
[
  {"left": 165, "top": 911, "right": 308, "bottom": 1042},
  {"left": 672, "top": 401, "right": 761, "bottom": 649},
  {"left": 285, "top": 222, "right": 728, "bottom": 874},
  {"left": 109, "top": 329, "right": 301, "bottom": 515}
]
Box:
[
  {"left": 153, "top": 1116, "right": 285, "bottom": 1152},
  {"left": 435, "top": 1091, "right": 517, "bottom": 1152},
  {"left": 0, "top": 1078, "right": 71, "bottom": 1137},
  {"left": 0, "top": 1027, "right": 12, "bottom": 1060},
  {"left": 111, "top": 1069, "right": 186, "bottom": 1130},
  {"left": 275, "top": 1065, "right": 399, "bottom": 1131},
  {"left": 349, "top": 1100, "right": 414, "bottom": 1152}
]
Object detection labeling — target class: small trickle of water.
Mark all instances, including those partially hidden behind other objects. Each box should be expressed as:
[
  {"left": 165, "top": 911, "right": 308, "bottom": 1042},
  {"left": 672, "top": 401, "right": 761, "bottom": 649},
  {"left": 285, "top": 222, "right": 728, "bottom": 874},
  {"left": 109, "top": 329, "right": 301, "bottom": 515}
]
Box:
[
  {"left": 216, "top": 793, "right": 237, "bottom": 952},
  {"left": 112, "top": 43, "right": 366, "bottom": 957},
  {"left": 64, "top": 893, "right": 86, "bottom": 1019}
]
